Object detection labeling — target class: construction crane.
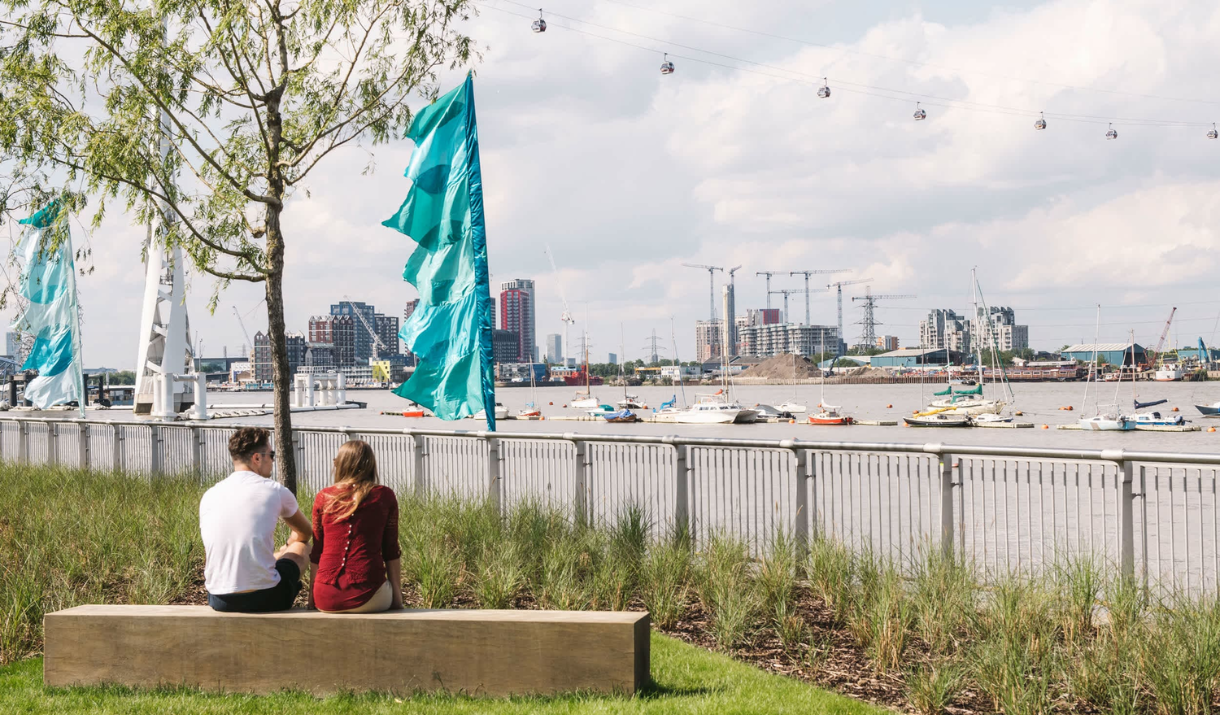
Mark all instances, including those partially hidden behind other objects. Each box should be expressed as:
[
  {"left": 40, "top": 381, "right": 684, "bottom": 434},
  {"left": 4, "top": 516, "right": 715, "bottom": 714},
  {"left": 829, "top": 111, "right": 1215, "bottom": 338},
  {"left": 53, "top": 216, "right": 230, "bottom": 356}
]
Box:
[
  {"left": 343, "top": 297, "right": 389, "bottom": 361},
  {"left": 852, "top": 288, "right": 915, "bottom": 350},
  {"left": 1146, "top": 306, "right": 1177, "bottom": 368},
  {"left": 768, "top": 288, "right": 801, "bottom": 325},
  {"left": 828, "top": 278, "right": 871, "bottom": 355},
  {"left": 790, "top": 269, "right": 849, "bottom": 325},
  {"left": 682, "top": 263, "right": 724, "bottom": 321},
  {"left": 756, "top": 271, "right": 780, "bottom": 311},
  {"left": 231, "top": 306, "right": 254, "bottom": 358},
  {"left": 544, "top": 244, "right": 576, "bottom": 365}
]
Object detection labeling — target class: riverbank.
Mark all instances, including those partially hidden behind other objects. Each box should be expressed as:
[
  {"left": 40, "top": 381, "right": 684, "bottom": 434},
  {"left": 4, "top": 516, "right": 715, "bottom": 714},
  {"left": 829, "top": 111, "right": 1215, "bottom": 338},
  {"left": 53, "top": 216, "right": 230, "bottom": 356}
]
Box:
[{"left": 4, "top": 466, "right": 1218, "bottom": 713}]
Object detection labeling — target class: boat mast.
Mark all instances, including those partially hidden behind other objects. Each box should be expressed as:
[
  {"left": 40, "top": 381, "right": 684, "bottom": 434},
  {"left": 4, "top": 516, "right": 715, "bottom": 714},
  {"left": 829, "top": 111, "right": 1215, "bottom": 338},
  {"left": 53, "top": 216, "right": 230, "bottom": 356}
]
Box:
[
  {"left": 1083, "top": 304, "right": 1100, "bottom": 415},
  {"left": 619, "top": 323, "right": 627, "bottom": 400},
  {"left": 972, "top": 267, "right": 983, "bottom": 387},
  {"left": 670, "top": 317, "right": 687, "bottom": 407}
]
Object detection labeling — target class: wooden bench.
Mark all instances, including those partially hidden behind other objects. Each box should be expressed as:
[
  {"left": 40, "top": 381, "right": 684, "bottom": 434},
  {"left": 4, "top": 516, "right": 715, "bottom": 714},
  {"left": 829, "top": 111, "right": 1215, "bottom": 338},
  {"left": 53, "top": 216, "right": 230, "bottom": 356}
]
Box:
[{"left": 44, "top": 605, "right": 650, "bottom": 696}]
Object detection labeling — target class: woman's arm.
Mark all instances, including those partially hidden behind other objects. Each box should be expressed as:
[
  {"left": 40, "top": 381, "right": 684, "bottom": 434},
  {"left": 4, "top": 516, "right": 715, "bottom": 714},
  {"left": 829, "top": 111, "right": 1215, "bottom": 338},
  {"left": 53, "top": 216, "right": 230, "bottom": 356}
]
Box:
[{"left": 387, "top": 559, "right": 403, "bottom": 609}]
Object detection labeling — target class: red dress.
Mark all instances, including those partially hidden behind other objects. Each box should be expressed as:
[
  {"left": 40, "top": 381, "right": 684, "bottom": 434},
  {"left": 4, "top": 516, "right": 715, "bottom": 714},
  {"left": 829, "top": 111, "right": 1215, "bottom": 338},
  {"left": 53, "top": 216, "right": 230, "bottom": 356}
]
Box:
[{"left": 309, "top": 484, "right": 401, "bottom": 611}]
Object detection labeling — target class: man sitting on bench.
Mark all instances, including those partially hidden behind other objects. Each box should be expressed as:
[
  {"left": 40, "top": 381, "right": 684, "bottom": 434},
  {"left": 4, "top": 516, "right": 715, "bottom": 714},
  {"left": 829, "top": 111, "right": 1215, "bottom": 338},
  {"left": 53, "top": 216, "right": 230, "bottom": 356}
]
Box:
[{"left": 200, "top": 427, "right": 312, "bottom": 612}]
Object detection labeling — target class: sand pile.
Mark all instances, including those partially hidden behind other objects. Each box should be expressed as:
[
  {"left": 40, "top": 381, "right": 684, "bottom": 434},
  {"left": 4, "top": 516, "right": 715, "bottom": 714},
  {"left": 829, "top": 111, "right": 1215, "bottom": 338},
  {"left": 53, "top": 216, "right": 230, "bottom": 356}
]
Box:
[{"left": 738, "top": 354, "right": 823, "bottom": 380}]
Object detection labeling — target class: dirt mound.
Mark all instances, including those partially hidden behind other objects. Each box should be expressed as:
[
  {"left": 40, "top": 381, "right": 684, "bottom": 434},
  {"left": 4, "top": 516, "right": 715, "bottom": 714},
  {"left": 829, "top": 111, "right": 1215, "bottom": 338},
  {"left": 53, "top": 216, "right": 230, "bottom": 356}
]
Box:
[
  {"left": 738, "top": 354, "right": 823, "bottom": 380},
  {"left": 845, "top": 366, "right": 891, "bottom": 379}
]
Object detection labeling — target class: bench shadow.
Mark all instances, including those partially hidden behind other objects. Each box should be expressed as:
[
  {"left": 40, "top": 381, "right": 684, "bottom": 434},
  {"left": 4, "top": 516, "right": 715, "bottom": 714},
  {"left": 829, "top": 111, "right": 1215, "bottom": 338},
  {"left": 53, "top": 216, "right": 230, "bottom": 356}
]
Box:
[{"left": 636, "top": 679, "right": 714, "bottom": 699}]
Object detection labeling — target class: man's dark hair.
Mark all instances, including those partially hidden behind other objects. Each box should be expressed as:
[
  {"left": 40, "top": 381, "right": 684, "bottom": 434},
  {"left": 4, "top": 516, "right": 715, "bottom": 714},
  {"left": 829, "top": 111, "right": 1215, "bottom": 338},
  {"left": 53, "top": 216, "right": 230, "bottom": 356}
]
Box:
[{"left": 229, "top": 427, "right": 271, "bottom": 462}]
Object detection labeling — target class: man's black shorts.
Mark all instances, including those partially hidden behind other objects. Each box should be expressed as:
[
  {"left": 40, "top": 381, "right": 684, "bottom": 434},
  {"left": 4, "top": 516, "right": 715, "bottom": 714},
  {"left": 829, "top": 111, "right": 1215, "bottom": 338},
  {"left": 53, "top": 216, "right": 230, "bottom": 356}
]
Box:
[{"left": 207, "top": 558, "right": 302, "bottom": 613}]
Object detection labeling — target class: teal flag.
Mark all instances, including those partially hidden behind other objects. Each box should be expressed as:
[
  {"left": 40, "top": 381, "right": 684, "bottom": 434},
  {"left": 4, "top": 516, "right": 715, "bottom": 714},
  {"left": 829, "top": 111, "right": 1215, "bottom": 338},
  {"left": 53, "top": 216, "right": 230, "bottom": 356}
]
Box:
[
  {"left": 10, "top": 201, "right": 86, "bottom": 417},
  {"left": 382, "top": 75, "right": 496, "bottom": 429}
]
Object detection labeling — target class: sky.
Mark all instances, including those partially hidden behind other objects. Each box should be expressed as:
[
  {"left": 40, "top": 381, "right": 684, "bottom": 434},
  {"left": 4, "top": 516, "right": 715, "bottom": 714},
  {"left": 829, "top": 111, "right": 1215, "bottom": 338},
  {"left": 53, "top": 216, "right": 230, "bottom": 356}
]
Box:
[{"left": 6, "top": 0, "right": 1220, "bottom": 368}]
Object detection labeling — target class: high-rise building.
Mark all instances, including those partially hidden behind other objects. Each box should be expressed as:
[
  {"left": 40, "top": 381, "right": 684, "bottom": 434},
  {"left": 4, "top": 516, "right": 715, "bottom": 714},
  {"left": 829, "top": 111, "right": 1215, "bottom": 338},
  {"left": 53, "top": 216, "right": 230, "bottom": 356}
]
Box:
[
  {"left": 304, "top": 343, "right": 335, "bottom": 370},
  {"left": 876, "top": 335, "right": 900, "bottom": 351},
  {"left": 330, "top": 301, "right": 377, "bottom": 364},
  {"left": 332, "top": 315, "right": 356, "bottom": 367},
  {"left": 492, "top": 329, "right": 519, "bottom": 365},
  {"left": 919, "top": 309, "right": 972, "bottom": 353},
  {"left": 252, "top": 331, "right": 271, "bottom": 382},
  {"left": 738, "top": 324, "right": 840, "bottom": 359},
  {"left": 499, "top": 279, "right": 536, "bottom": 362},
  {"left": 745, "top": 308, "right": 782, "bottom": 327},
  {"left": 973, "top": 306, "right": 1029, "bottom": 352},
  {"left": 695, "top": 320, "right": 723, "bottom": 361},
  {"left": 722, "top": 285, "right": 737, "bottom": 357},
  {"left": 374, "top": 313, "right": 400, "bottom": 357},
  {"left": 286, "top": 332, "right": 307, "bottom": 375},
  {"left": 608, "top": 352, "right": 618, "bottom": 366},
  {"left": 4, "top": 331, "right": 19, "bottom": 361},
  {"left": 545, "top": 334, "right": 562, "bottom": 364},
  {"left": 308, "top": 315, "right": 333, "bottom": 344}
]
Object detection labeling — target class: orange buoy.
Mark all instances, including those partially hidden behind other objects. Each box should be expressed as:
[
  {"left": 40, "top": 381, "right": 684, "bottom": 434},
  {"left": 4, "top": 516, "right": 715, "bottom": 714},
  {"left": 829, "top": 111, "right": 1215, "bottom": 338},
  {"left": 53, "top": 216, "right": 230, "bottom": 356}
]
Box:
[
  {"left": 540, "top": 416, "right": 545, "bottom": 421},
  {"left": 1015, "top": 411, "right": 1023, "bottom": 416},
  {"left": 913, "top": 410, "right": 919, "bottom": 415},
  {"left": 1173, "top": 406, "right": 1180, "bottom": 412},
  {"left": 1042, "top": 424, "right": 1049, "bottom": 429},
  {"left": 1209, "top": 426, "right": 1216, "bottom": 433},
  {"left": 548, "top": 401, "right": 553, "bottom": 406},
  {"left": 886, "top": 404, "right": 893, "bottom": 408},
  {"left": 563, "top": 404, "right": 568, "bottom": 408},
  {"left": 789, "top": 419, "right": 795, "bottom": 424}
]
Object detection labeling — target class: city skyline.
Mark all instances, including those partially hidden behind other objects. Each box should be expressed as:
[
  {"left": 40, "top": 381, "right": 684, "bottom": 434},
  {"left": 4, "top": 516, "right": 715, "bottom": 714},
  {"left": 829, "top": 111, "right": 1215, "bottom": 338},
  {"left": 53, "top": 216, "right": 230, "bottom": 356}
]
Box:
[{"left": 4, "top": 0, "right": 1220, "bottom": 368}]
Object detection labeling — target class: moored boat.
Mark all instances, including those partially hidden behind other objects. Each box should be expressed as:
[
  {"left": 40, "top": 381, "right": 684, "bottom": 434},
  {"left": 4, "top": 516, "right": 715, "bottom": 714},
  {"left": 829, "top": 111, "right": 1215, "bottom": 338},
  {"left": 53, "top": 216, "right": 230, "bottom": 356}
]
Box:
[
  {"left": 808, "top": 405, "right": 853, "bottom": 425},
  {"left": 1131, "top": 411, "right": 1185, "bottom": 427},
  {"left": 904, "top": 412, "right": 971, "bottom": 427},
  {"left": 1196, "top": 402, "right": 1220, "bottom": 417},
  {"left": 603, "top": 409, "right": 639, "bottom": 423},
  {"left": 1079, "top": 412, "right": 1134, "bottom": 431}
]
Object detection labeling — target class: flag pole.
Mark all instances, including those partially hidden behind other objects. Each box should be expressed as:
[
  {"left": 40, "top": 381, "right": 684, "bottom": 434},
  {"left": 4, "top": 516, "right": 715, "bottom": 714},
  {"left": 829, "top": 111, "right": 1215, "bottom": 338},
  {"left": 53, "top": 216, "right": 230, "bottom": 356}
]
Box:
[{"left": 465, "top": 74, "right": 497, "bottom": 432}]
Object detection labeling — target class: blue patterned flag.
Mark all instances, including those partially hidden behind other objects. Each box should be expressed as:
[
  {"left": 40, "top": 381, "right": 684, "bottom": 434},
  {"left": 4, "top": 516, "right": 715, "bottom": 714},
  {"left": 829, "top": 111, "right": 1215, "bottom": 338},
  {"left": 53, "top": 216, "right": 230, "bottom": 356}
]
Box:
[
  {"left": 10, "top": 201, "right": 85, "bottom": 416},
  {"left": 382, "top": 75, "right": 496, "bottom": 429}
]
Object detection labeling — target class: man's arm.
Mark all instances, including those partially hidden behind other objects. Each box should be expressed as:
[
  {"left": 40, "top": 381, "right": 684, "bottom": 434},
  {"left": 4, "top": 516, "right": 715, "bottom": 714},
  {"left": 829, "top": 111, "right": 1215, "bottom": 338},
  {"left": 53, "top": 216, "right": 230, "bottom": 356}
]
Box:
[{"left": 283, "top": 509, "right": 312, "bottom": 545}]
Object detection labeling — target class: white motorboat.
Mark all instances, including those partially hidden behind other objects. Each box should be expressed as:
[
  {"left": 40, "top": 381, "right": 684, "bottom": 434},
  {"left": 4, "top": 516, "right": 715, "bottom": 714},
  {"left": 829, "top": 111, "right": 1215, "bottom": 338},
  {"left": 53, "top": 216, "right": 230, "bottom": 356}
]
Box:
[
  {"left": 474, "top": 403, "right": 509, "bottom": 421},
  {"left": 973, "top": 412, "right": 1013, "bottom": 424},
  {"left": 753, "top": 404, "right": 793, "bottom": 419},
  {"left": 1196, "top": 402, "right": 1220, "bottom": 417},
  {"left": 904, "top": 412, "right": 971, "bottom": 427},
  {"left": 1154, "top": 364, "right": 1184, "bottom": 381},
  {"left": 1131, "top": 411, "right": 1185, "bottom": 427},
  {"left": 669, "top": 401, "right": 741, "bottom": 424},
  {"left": 1079, "top": 412, "right": 1134, "bottom": 431},
  {"left": 585, "top": 403, "right": 616, "bottom": 416},
  {"left": 616, "top": 394, "right": 648, "bottom": 410},
  {"left": 777, "top": 400, "right": 807, "bottom": 414}
]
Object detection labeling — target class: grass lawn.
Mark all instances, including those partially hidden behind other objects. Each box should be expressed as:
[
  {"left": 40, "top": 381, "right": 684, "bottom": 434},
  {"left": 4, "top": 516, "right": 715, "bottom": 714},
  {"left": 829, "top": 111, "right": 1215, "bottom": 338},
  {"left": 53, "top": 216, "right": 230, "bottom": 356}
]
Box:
[{"left": 0, "top": 632, "right": 885, "bottom": 715}]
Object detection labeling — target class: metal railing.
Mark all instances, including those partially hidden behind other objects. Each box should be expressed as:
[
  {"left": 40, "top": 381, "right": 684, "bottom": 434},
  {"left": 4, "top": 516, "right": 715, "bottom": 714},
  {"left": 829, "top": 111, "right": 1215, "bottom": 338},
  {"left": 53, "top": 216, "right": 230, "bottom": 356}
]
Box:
[{"left": 2, "top": 417, "right": 1217, "bottom": 595}]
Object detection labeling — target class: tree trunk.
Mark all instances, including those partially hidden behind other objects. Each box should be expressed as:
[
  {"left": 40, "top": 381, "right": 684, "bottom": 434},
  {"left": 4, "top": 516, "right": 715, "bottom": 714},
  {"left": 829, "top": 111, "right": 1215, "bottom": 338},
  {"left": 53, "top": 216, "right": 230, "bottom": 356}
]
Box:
[{"left": 265, "top": 205, "right": 297, "bottom": 493}]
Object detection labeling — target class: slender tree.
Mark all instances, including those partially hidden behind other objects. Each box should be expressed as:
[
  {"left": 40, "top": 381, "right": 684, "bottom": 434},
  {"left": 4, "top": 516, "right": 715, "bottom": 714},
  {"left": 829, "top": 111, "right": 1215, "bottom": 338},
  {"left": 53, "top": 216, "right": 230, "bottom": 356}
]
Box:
[{"left": 0, "top": 0, "right": 474, "bottom": 491}]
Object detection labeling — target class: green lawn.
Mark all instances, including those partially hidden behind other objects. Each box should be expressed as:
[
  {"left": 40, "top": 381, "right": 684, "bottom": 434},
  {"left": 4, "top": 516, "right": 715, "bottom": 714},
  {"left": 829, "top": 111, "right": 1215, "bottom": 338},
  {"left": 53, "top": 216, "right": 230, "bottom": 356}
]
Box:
[{"left": 0, "top": 633, "right": 885, "bottom": 715}]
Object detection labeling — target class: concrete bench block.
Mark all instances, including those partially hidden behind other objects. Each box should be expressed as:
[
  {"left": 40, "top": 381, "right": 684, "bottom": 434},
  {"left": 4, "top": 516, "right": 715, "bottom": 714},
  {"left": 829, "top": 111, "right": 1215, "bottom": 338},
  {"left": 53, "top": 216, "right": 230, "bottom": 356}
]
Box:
[{"left": 44, "top": 605, "right": 650, "bottom": 696}]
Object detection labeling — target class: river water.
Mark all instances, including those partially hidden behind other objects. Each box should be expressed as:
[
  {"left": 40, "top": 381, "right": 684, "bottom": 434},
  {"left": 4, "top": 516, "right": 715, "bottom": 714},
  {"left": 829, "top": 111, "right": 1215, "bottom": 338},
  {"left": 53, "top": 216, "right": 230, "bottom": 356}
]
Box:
[{"left": 202, "top": 381, "right": 1220, "bottom": 453}]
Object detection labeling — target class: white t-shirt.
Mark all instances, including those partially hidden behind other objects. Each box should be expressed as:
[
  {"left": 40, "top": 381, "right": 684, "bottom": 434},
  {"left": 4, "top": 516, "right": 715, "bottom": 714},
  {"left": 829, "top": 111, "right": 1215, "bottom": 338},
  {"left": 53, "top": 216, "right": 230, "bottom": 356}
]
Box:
[{"left": 200, "top": 471, "right": 300, "bottom": 595}]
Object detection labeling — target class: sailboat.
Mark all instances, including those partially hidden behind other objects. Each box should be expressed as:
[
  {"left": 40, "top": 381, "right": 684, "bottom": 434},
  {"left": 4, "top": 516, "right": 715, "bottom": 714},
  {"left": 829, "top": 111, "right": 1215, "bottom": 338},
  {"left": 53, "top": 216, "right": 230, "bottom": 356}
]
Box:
[
  {"left": 615, "top": 324, "right": 647, "bottom": 410},
  {"left": 570, "top": 328, "right": 603, "bottom": 410},
  {"left": 776, "top": 352, "right": 807, "bottom": 414},
  {"left": 518, "top": 361, "right": 542, "bottom": 418},
  {"left": 929, "top": 270, "right": 1008, "bottom": 417},
  {"left": 808, "top": 336, "right": 853, "bottom": 425},
  {"left": 1079, "top": 315, "right": 1135, "bottom": 431}
]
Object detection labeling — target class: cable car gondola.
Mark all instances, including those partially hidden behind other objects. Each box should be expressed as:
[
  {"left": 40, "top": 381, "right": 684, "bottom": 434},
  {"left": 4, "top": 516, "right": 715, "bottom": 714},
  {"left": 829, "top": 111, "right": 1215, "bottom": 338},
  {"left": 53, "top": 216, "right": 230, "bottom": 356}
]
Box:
[
  {"left": 913, "top": 102, "right": 926, "bottom": 121},
  {"left": 1035, "top": 111, "right": 1047, "bottom": 130},
  {"left": 531, "top": 8, "right": 546, "bottom": 33},
  {"left": 1106, "top": 123, "right": 1118, "bottom": 140},
  {"left": 1209, "top": 123, "right": 1218, "bottom": 140},
  {"left": 817, "top": 77, "right": 830, "bottom": 99},
  {"left": 660, "top": 53, "right": 674, "bottom": 75}
]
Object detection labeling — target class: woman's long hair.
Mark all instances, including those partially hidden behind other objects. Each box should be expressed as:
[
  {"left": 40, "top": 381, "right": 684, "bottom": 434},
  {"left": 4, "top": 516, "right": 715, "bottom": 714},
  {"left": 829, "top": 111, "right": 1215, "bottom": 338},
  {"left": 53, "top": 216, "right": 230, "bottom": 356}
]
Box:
[{"left": 326, "top": 440, "right": 379, "bottom": 520}]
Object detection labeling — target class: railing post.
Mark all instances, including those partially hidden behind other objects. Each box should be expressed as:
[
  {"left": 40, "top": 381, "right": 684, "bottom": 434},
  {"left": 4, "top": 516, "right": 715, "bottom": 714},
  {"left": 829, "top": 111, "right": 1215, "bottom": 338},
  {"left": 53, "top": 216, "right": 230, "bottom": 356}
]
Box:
[
  {"left": 572, "top": 438, "right": 588, "bottom": 527},
  {"left": 78, "top": 422, "right": 90, "bottom": 471},
  {"left": 411, "top": 433, "right": 426, "bottom": 498},
  {"left": 149, "top": 424, "right": 163, "bottom": 477},
  {"left": 47, "top": 423, "right": 58, "bottom": 466},
  {"left": 792, "top": 446, "right": 809, "bottom": 558},
  {"left": 111, "top": 424, "right": 124, "bottom": 474},
  {"left": 940, "top": 452, "right": 955, "bottom": 560},
  {"left": 1120, "top": 460, "right": 1135, "bottom": 580},
  {"left": 487, "top": 437, "right": 502, "bottom": 517},
  {"left": 17, "top": 421, "right": 27, "bottom": 464},
  {"left": 292, "top": 430, "right": 305, "bottom": 488},
  {"left": 190, "top": 424, "right": 203, "bottom": 476},
  {"left": 671, "top": 439, "right": 689, "bottom": 539}
]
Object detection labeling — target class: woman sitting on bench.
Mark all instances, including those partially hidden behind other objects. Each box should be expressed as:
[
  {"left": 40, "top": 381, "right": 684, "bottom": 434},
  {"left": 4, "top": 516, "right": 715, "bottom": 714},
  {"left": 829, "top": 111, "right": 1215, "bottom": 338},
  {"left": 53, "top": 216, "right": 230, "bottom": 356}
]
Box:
[{"left": 309, "top": 440, "right": 404, "bottom": 613}]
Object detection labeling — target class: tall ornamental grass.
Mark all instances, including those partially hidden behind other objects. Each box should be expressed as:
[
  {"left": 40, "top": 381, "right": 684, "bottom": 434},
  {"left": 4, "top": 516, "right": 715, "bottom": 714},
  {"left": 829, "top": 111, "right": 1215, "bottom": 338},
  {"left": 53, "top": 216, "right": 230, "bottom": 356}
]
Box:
[{"left": 4, "top": 466, "right": 1220, "bottom": 714}]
